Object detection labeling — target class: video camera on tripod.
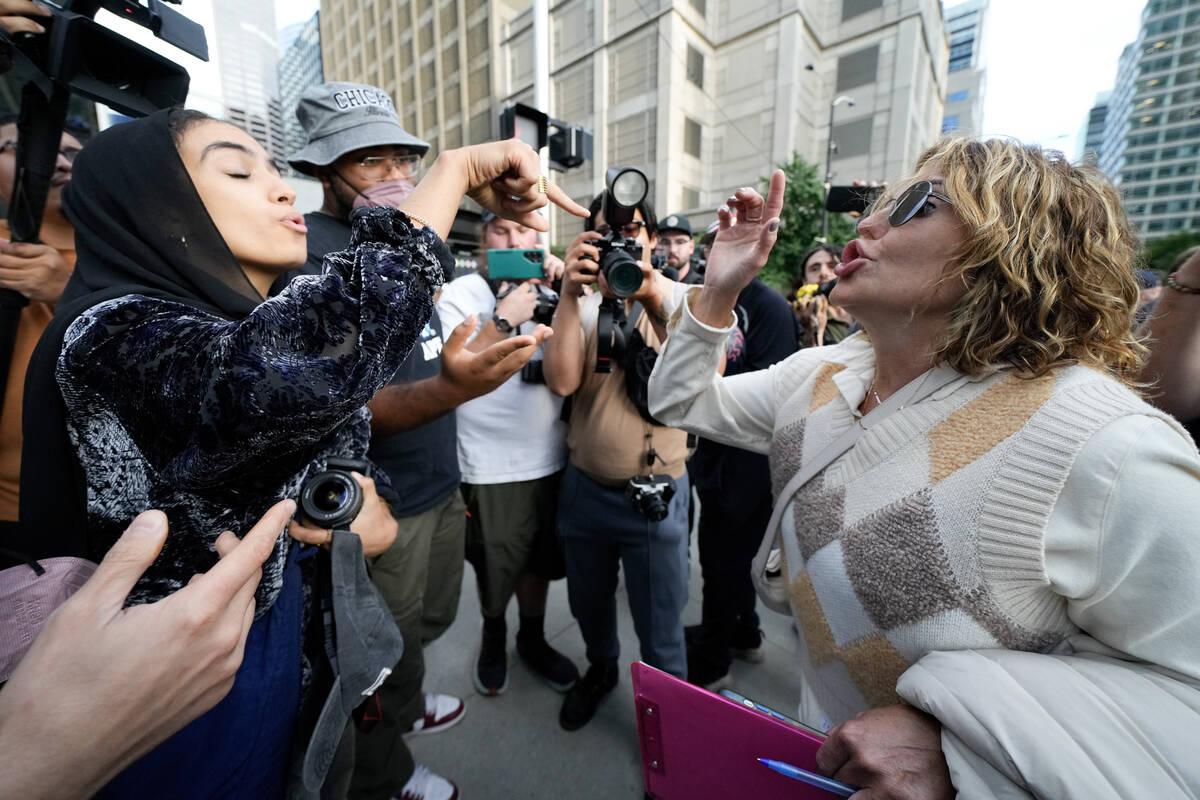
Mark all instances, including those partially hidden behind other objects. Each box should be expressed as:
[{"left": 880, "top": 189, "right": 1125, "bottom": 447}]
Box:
[{"left": 0, "top": 0, "right": 204, "bottom": 388}]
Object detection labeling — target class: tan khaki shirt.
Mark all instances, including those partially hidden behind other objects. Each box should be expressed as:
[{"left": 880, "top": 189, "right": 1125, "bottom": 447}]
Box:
[{"left": 565, "top": 286, "right": 689, "bottom": 484}]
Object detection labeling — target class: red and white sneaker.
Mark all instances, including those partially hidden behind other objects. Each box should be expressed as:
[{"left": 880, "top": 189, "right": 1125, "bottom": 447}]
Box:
[
  {"left": 395, "top": 764, "right": 458, "bottom": 800},
  {"left": 406, "top": 692, "right": 465, "bottom": 736}
]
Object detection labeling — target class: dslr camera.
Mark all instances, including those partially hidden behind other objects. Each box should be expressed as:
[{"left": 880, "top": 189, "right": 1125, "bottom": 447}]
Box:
[
  {"left": 594, "top": 166, "right": 650, "bottom": 298},
  {"left": 625, "top": 474, "right": 677, "bottom": 522},
  {"left": 300, "top": 457, "right": 371, "bottom": 530}
]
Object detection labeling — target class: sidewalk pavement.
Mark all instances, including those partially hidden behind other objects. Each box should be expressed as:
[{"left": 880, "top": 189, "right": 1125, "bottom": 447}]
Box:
[{"left": 407, "top": 504, "right": 801, "bottom": 799}]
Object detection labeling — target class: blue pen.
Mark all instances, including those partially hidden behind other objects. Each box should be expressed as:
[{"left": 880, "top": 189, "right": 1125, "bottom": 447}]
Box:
[{"left": 757, "top": 757, "right": 857, "bottom": 797}]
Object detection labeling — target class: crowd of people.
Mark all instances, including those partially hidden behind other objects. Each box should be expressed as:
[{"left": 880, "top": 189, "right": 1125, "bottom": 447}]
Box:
[{"left": 0, "top": 29, "right": 1197, "bottom": 800}]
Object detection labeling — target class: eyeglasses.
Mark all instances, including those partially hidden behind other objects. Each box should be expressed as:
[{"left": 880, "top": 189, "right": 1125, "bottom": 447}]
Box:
[
  {"left": 595, "top": 220, "right": 646, "bottom": 239},
  {"left": 348, "top": 152, "right": 422, "bottom": 179},
  {"left": 0, "top": 140, "right": 82, "bottom": 163},
  {"left": 882, "top": 180, "right": 954, "bottom": 227}
]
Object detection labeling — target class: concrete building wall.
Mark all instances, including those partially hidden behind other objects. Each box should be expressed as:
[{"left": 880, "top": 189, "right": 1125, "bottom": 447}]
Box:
[{"left": 498, "top": 0, "right": 948, "bottom": 248}]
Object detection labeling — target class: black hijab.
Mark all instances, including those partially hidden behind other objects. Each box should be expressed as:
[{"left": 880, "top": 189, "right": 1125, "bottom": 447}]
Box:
[{"left": 12, "top": 108, "right": 266, "bottom": 562}]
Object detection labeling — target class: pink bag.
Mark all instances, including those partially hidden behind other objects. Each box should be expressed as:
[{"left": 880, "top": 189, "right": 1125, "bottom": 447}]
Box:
[{"left": 0, "top": 556, "right": 96, "bottom": 682}]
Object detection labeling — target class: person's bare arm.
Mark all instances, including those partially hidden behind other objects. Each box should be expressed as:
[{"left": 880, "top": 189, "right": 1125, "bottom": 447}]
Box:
[
  {"left": 367, "top": 314, "right": 551, "bottom": 434},
  {"left": 464, "top": 282, "right": 538, "bottom": 353},
  {"left": 0, "top": 500, "right": 294, "bottom": 800},
  {"left": 1139, "top": 252, "right": 1200, "bottom": 420},
  {"left": 543, "top": 232, "right": 600, "bottom": 397}
]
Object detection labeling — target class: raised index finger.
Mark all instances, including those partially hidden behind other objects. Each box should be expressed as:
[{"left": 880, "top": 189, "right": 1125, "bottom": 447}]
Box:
[
  {"left": 763, "top": 169, "right": 786, "bottom": 222},
  {"left": 548, "top": 182, "right": 589, "bottom": 218},
  {"left": 197, "top": 499, "right": 294, "bottom": 599}
]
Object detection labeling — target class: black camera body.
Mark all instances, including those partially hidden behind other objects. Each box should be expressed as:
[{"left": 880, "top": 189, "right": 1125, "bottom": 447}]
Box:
[
  {"left": 532, "top": 291, "right": 558, "bottom": 326},
  {"left": 625, "top": 474, "right": 677, "bottom": 522},
  {"left": 300, "top": 457, "right": 371, "bottom": 530},
  {"left": 596, "top": 233, "right": 645, "bottom": 298}
]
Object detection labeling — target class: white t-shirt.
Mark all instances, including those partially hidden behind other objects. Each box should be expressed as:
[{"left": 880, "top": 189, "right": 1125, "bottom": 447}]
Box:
[{"left": 436, "top": 272, "right": 567, "bottom": 484}]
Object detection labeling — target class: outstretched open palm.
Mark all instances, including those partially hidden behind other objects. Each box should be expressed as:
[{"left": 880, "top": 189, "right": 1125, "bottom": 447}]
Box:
[{"left": 703, "top": 170, "right": 787, "bottom": 298}]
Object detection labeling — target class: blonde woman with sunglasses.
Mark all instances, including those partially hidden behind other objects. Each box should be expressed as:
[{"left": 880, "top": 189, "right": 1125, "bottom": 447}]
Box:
[{"left": 650, "top": 138, "right": 1200, "bottom": 800}]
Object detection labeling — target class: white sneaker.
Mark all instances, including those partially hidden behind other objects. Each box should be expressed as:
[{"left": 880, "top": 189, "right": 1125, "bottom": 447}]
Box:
[
  {"left": 407, "top": 692, "right": 466, "bottom": 736},
  {"left": 395, "top": 764, "right": 459, "bottom": 800}
]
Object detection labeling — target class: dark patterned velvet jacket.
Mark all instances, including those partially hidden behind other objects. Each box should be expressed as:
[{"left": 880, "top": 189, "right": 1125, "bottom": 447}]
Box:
[{"left": 54, "top": 208, "right": 444, "bottom": 615}]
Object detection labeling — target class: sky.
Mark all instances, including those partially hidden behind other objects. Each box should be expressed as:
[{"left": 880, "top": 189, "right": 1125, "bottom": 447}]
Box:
[
  {"left": 275, "top": 0, "right": 321, "bottom": 33},
  {"left": 971, "top": 0, "right": 1146, "bottom": 160}
]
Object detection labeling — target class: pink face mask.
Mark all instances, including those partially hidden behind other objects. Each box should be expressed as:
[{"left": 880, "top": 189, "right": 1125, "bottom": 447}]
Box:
[{"left": 352, "top": 179, "right": 416, "bottom": 210}]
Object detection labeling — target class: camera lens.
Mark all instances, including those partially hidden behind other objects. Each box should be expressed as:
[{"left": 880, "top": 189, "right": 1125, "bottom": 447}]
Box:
[
  {"left": 300, "top": 470, "right": 364, "bottom": 529},
  {"left": 640, "top": 494, "right": 669, "bottom": 522},
  {"left": 603, "top": 250, "right": 643, "bottom": 297},
  {"left": 314, "top": 483, "right": 348, "bottom": 513}
]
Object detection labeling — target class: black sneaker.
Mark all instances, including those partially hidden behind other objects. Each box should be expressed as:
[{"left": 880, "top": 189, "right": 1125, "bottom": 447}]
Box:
[
  {"left": 517, "top": 635, "right": 580, "bottom": 692},
  {"left": 474, "top": 627, "right": 509, "bottom": 696},
  {"left": 686, "top": 647, "right": 734, "bottom": 692},
  {"left": 559, "top": 661, "right": 618, "bottom": 731},
  {"left": 687, "top": 621, "right": 764, "bottom": 663},
  {"left": 729, "top": 625, "right": 764, "bottom": 663}
]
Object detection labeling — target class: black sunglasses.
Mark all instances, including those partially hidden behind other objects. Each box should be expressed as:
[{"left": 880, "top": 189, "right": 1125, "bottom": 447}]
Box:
[{"left": 884, "top": 180, "right": 954, "bottom": 227}]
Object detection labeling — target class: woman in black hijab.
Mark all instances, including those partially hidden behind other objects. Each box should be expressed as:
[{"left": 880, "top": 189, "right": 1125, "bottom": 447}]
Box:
[{"left": 20, "top": 108, "right": 585, "bottom": 799}]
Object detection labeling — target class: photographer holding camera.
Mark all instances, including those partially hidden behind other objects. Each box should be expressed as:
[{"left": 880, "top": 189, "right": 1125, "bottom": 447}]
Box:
[
  {"left": 542, "top": 181, "right": 695, "bottom": 732},
  {"left": 435, "top": 212, "right": 579, "bottom": 702}
]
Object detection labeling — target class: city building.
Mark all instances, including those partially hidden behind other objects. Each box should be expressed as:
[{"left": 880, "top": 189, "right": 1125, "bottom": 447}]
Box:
[
  {"left": 497, "top": 0, "right": 949, "bottom": 248},
  {"left": 940, "top": 0, "right": 987, "bottom": 136},
  {"left": 1078, "top": 90, "right": 1111, "bottom": 166},
  {"left": 210, "top": 0, "right": 288, "bottom": 168},
  {"left": 1104, "top": 0, "right": 1200, "bottom": 240},
  {"left": 279, "top": 12, "right": 325, "bottom": 161}
]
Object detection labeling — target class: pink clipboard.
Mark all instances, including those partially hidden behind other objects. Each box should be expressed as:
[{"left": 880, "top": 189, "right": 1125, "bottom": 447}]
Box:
[{"left": 631, "top": 662, "right": 838, "bottom": 799}]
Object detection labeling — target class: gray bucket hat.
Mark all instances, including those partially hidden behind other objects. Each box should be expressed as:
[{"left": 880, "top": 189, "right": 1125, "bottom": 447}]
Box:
[
  {"left": 300, "top": 530, "right": 405, "bottom": 791},
  {"left": 288, "top": 81, "right": 430, "bottom": 176}
]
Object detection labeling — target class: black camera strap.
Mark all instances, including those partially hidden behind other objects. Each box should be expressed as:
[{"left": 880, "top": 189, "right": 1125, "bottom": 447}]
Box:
[{"left": 595, "top": 298, "right": 643, "bottom": 373}]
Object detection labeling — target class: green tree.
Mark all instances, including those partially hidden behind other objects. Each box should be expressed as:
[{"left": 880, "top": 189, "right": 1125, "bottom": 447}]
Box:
[
  {"left": 1144, "top": 230, "right": 1200, "bottom": 275},
  {"left": 757, "top": 152, "right": 858, "bottom": 291}
]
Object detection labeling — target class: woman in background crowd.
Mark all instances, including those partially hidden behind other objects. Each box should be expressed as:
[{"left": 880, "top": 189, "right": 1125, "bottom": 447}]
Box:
[{"left": 789, "top": 243, "right": 855, "bottom": 347}]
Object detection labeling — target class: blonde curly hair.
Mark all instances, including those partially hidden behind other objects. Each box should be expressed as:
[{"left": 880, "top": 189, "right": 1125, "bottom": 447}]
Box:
[{"left": 910, "top": 138, "right": 1146, "bottom": 383}]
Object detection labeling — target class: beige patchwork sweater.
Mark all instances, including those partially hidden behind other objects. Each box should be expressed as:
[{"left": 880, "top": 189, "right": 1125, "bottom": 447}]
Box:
[{"left": 650, "top": 294, "right": 1200, "bottom": 794}]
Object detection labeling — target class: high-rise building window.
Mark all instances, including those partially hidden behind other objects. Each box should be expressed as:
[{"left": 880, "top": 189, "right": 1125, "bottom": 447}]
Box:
[
  {"left": 841, "top": 0, "right": 882, "bottom": 22},
  {"left": 947, "top": 90, "right": 969, "bottom": 103},
  {"left": 941, "top": 115, "right": 960, "bottom": 133},
  {"left": 836, "top": 44, "right": 879, "bottom": 92},
  {"left": 681, "top": 185, "right": 700, "bottom": 210},
  {"left": 684, "top": 116, "right": 702, "bottom": 157},
  {"left": 831, "top": 116, "right": 873, "bottom": 159},
  {"left": 687, "top": 45, "right": 704, "bottom": 89}
]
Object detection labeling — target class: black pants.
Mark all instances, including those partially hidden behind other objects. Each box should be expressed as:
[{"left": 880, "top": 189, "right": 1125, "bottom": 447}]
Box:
[{"left": 693, "top": 487, "right": 773, "bottom": 667}]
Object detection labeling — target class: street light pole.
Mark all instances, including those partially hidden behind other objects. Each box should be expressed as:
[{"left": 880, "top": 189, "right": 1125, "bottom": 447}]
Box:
[{"left": 821, "top": 94, "right": 855, "bottom": 243}]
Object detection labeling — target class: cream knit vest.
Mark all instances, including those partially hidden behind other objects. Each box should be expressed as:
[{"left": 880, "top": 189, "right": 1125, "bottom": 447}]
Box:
[{"left": 766, "top": 337, "right": 1178, "bottom": 727}]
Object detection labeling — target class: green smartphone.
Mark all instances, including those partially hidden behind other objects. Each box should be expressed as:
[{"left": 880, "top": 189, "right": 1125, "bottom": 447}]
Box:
[{"left": 487, "top": 248, "right": 545, "bottom": 280}]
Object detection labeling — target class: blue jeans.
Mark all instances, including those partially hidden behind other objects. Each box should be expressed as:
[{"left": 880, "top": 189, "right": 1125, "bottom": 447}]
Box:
[{"left": 557, "top": 464, "right": 689, "bottom": 678}]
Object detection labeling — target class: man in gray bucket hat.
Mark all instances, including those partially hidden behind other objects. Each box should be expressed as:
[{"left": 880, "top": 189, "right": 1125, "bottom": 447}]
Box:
[
  {"left": 288, "top": 81, "right": 431, "bottom": 227},
  {"left": 281, "top": 82, "right": 470, "bottom": 800}
]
